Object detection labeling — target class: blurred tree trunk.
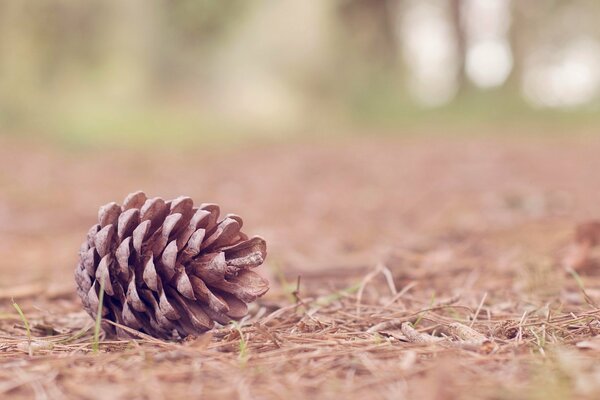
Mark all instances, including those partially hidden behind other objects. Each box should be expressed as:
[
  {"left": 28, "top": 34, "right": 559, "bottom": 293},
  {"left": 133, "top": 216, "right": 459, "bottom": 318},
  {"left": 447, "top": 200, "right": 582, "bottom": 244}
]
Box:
[
  {"left": 338, "top": 0, "right": 398, "bottom": 67},
  {"left": 0, "top": 1, "right": 42, "bottom": 112},
  {"left": 505, "top": 1, "right": 525, "bottom": 92},
  {"left": 449, "top": 0, "right": 467, "bottom": 94},
  {"left": 101, "top": 0, "right": 161, "bottom": 99}
]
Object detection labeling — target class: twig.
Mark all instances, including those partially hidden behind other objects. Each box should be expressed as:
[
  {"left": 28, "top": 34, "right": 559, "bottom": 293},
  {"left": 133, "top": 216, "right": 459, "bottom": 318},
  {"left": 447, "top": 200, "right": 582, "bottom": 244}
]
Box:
[
  {"left": 367, "top": 319, "right": 407, "bottom": 334},
  {"left": 379, "top": 264, "right": 397, "bottom": 295},
  {"left": 470, "top": 292, "right": 487, "bottom": 328},
  {"left": 400, "top": 323, "right": 441, "bottom": 344},
  {"left": 292, "top": 276, "right": 309, "bottom": 311},
  {"left": 446, "top": 322, "right": 487, "bottom": 344}
]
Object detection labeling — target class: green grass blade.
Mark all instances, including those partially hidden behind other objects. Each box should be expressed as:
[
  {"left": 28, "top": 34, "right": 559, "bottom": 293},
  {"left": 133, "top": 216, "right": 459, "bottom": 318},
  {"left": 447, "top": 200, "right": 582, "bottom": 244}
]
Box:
[
  {"left": 93, "top": 279, "right": 106, "bottom": 353},
  {"left": 12, "top": 300, "right": 31, "bottom": 341}
]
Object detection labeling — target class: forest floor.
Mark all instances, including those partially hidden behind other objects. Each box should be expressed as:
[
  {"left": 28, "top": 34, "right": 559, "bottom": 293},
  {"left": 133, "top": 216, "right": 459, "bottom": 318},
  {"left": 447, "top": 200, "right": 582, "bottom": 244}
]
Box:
[{"left": 1, "top": 132, "right": 600, "bottom": 399}]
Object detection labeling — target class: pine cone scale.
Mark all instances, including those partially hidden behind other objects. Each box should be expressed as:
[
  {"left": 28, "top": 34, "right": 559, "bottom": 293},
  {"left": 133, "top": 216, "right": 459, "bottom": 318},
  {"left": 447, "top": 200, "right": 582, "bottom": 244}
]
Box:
[
  {"left": 115, "top": 237, "right": 131, "bottom": 279},
  {"left": 117, "top": 208, "right": 140, "bottom": 240},
  {"left": 99, "top": 202, "right": 121, "bottom": 227},
  {"left": 173, "top": 268, "right": 196, "bottom": 300},
  {"left": 95, "top": 256, "right": 114, "bottom": 295},
  {"left": 189, "top": 275, "right": 228, "bottom": 312},
  {"left": 126, "top": 274, "right": 147, "bottom": 313},
  {"left": 178, "top": 229, "right": 205, "bottom": 263},
  {"left": 94, "top": 225, "right": 114, "bottom": 257},
  {"left": 142, "top": 256, "right": 160, "bottom": 292},
  {"left": 123, "top": 191, "right": 147, "bottom": 211}
]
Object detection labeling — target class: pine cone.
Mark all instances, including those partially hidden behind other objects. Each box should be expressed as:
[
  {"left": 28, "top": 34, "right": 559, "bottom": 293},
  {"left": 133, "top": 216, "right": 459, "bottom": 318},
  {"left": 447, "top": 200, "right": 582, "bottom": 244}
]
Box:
[{"left": 75, "top": 191, "right": 269, "bottom": 339}]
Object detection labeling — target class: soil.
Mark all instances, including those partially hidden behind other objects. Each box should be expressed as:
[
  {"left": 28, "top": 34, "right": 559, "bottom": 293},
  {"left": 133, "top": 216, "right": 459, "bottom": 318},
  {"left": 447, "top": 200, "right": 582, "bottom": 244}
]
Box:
[{"left": 1, "top": 133, "right": 600, "bottom": 399}]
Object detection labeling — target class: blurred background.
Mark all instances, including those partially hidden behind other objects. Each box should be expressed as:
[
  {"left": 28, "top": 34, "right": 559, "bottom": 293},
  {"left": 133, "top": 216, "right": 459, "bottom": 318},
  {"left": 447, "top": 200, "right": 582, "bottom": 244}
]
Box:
[
  {"left": 1, "top": 0, "right": 600, "bottom": 145},
  {"left": 2, "top": 0, "right": 600, "bottom": 292}
]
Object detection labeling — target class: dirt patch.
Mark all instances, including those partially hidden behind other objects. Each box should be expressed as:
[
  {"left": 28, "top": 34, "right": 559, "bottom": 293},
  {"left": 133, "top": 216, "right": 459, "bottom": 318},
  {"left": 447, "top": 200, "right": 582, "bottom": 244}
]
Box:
[{"left": 1, "top": 134, "right": 600, "bottom": 399}]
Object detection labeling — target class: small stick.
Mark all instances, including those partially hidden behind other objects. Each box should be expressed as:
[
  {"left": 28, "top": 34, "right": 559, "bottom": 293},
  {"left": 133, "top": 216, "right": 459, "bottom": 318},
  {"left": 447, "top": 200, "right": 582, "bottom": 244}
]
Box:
[
  {"left": 446, "top": 322, "right": 487, "bottom": 344},
  {"left": 379, "top": 264, "right": 397, "bottom": 295},
  {"left": 516, "top": 310, "right": 529, "bottom": 342},
  {"left": 367, "top": 319, "right": 407, "bottom": 334},
  {"left": 470, "top": 292, "right": 487, "bottom": 328},
  {"left": 400, "top": 323, "right": 441, "bottom": 344},
  {"left": 292, "top": 276, "right": 308, "bottom": 311}
]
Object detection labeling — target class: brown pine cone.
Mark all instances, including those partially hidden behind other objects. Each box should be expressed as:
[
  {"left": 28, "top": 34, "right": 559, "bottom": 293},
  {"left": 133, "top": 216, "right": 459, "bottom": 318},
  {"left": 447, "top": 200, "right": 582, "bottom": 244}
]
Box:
[{"left": 75, "top": 191, "right": 269, "bottom": 339}]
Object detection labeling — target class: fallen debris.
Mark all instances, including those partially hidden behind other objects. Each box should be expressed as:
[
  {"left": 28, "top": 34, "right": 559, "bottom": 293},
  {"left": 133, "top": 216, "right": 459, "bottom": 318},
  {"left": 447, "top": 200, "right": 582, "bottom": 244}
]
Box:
[{"left": 400, "top": 323, "right": 443, "bottom": 344}]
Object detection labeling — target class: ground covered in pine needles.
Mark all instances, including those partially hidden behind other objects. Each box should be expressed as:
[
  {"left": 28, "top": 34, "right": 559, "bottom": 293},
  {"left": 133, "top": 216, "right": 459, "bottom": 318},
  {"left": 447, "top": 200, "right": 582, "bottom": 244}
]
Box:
[{"left": 1, "top": 133, "right": 600, "bottom": 399}]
